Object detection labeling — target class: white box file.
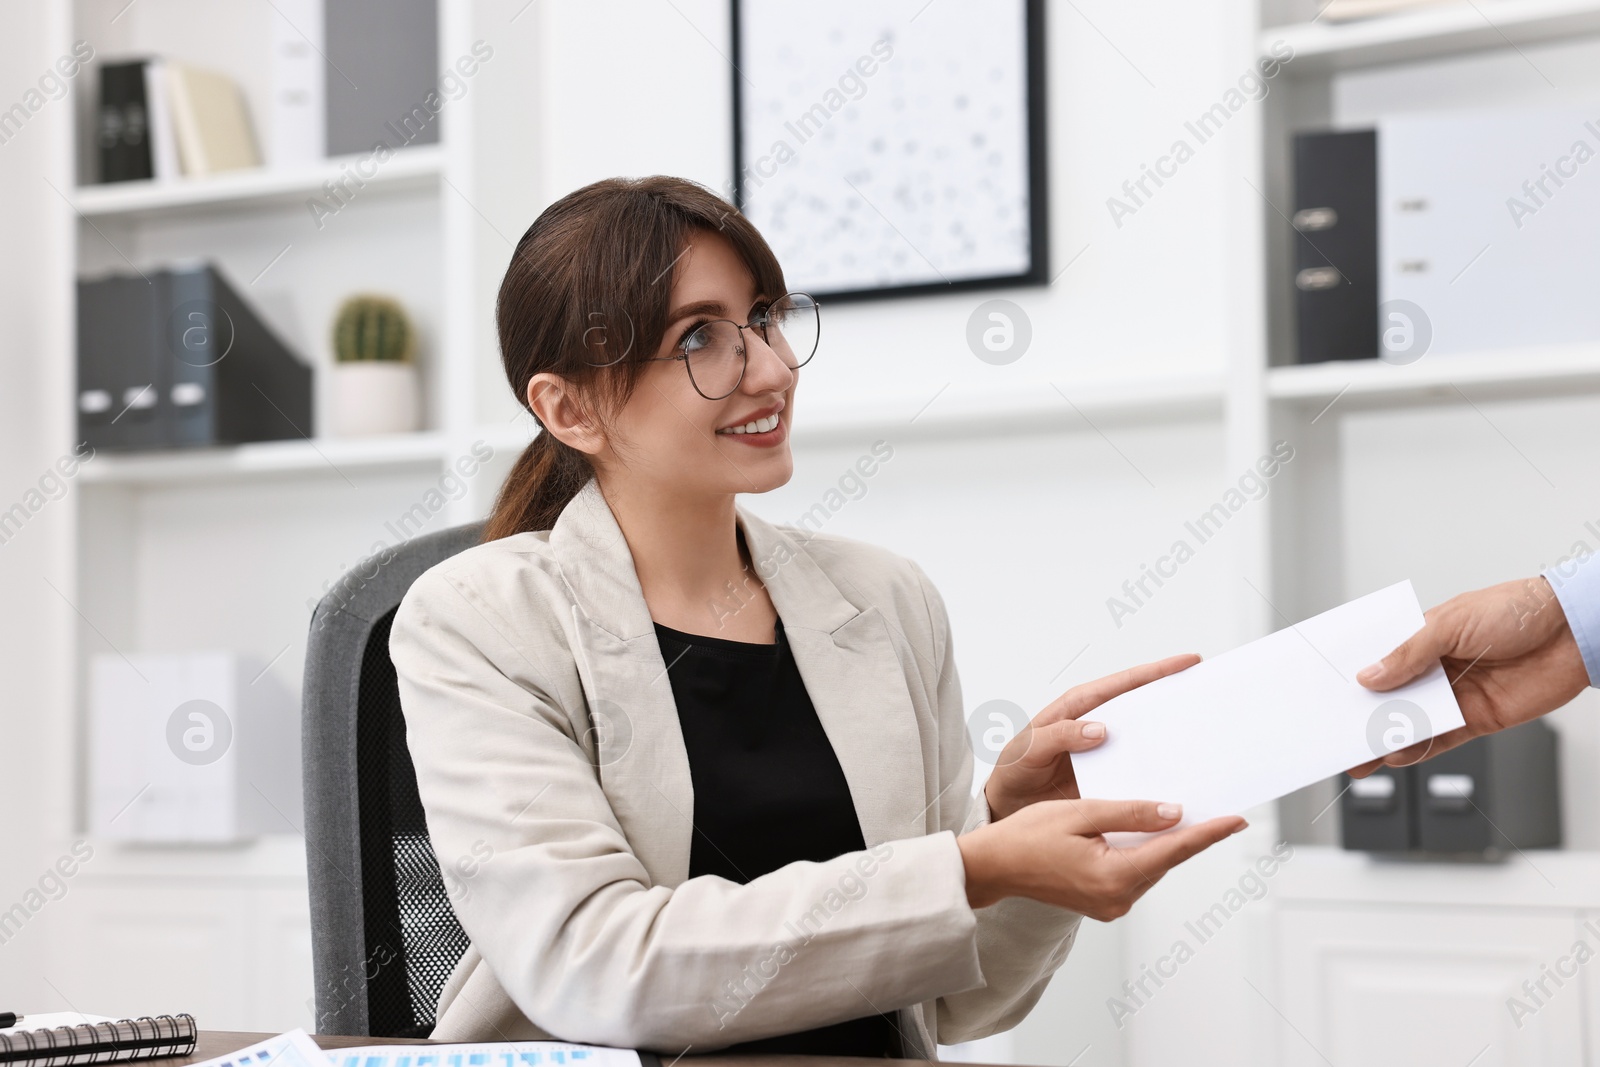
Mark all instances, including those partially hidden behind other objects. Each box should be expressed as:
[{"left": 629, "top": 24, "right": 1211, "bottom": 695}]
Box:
[{"left": 88, "top": 651, "right": 302, "bottom": 842}]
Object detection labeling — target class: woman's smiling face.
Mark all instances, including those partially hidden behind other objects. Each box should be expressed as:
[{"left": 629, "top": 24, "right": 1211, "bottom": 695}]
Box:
[{"left": 604, "top": 227, "right": 800, "bottom": 498}]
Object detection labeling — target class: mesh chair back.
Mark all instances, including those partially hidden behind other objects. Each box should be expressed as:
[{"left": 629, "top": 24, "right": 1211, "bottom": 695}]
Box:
[{"left": 302, "top": 521, "right": 485, "bottom": 1037}]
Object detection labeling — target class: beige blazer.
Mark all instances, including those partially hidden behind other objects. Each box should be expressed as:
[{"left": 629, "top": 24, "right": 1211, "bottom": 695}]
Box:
[{"left": 388, "top": 475, "right": 1082, "bottom": 1057}]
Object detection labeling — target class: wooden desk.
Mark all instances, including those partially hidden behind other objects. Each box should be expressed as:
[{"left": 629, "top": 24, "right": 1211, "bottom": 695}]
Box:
[{"left": 158, "top": 1031, "right": 960, "bottom": 1067}]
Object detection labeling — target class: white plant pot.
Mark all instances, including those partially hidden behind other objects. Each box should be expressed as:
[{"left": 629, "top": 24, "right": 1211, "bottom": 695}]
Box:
[{"left": 329, "top": 361, "right": 420, "bottom": 437}]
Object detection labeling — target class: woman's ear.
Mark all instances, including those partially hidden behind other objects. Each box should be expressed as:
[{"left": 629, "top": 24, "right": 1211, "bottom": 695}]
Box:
[{"left": 527, "top": 372, "right": 604, "bottom": 455}]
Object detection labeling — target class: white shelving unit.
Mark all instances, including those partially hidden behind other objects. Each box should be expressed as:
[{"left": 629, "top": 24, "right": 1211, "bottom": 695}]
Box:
[
  {"left": 1245, "top": 5, "right": 1600, "bottom": 1061},
  {"left": 76, "top": 431, "right": 461, "bottom": 486},
  {"left": 70, "top": 146, "right": 447, "bottom": 222},
  {"left": 1262, "top": 0, "right": 1600, "bottom": 73},
  {"left": 1267, "top": 342, "right": 1600, "bottom": 406},
  {"left": 1252, "top": 0, "right": 1600, "bottom": 824},
  {"left": 41, "top": 0, "right": 548, "bottom": 1029}
]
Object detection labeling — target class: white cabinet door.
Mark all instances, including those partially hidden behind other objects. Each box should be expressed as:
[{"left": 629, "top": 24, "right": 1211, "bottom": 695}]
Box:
[
  {"left": 46, "top": 848, "right": 313, "bottom": 1031},
  {"left": 49, "top": 881, "right": 255, "bottom": 1025},
  {"left": 1273, "top": 906, "right": 1586, "bottom": 1067},
  {"left": 1585, "top": 910, "right": 1600, "bottom": 1067},
  {"left": 247, "top": 887, "right": 318, "bottom": 1032}
]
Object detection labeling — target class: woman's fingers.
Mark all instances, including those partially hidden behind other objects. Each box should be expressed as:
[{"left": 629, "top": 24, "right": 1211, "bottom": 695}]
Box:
[
  {"left": 1035, "top": 653, "right": 1202, "bottom": 725},
  {"left": 1007, "top": 718, "right": 1108, "bottom": 765},
  {"left": 977, "top": 800, "right": 1247, "bottom": 919},
  {"left": 1056, "top": 798, "right": 1186, "bottom": 836},
  {"left": 1118, "top": 816, "right": 1248, "bottom": 876}
]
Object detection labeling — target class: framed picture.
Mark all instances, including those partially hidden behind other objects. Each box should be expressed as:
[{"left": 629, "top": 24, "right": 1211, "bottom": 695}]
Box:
[{"left": 731, "top": 0, "right": 1048, "bottom": 303}]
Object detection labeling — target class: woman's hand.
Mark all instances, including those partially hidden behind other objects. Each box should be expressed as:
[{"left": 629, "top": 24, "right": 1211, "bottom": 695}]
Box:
[
  {"left": 956, "top": 798, "right": 1247, "bottom": 916},
  {"left": 983, "top": 654, "right": 1201, "bottom": 822}
]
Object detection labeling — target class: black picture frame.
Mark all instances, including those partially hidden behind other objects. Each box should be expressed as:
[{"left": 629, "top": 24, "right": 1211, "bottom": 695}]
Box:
[{"left": 730, "top": 0, "right": 1049, "bottom": 304}]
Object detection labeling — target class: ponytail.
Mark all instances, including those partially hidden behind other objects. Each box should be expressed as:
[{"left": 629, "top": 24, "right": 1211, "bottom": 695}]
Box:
[{"left": 481, "top": 425, "right": 594, "bottom": 542}]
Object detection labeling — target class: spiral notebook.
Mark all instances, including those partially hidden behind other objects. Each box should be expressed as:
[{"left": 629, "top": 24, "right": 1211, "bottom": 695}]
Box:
[{"left": 0, "top": 1014, "right": 197, "bottom": 1067}]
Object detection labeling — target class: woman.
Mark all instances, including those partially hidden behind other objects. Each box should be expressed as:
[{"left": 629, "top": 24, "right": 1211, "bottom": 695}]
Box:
[{"left": 389, "top": 176, "right": 1245, "bottom": 1057}]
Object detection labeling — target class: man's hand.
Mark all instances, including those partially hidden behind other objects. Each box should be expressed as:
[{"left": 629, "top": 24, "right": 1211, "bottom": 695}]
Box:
[
  {"left": 983, "top": 654, "right": 1200, "bottom": 822},
  {"left": 1348, "top": 576, "right": 1588, "bottom": 777}
]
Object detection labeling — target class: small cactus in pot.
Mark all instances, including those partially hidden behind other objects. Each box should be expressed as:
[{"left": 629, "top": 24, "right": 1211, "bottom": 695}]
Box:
[
  {"left": 333, "top": 294, "right": 416, "bottom": 364},
  {"left": 328, "top": 294, "right": 421, "bottom": 437}
]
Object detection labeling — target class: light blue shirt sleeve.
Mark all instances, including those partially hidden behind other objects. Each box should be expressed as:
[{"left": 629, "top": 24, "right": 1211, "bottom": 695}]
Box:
[{"left": 1543, "top": 553, "right": 1600, "bottom": 689}]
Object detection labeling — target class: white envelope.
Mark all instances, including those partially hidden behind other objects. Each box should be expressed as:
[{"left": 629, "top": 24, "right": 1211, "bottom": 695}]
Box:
[{"left": 1071, "top": 580, "right": 1464, "bottom": 833}]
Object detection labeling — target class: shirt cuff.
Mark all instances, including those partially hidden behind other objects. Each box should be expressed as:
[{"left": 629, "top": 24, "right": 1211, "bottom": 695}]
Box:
[{"left": 1543, "top": 555, "right": 1600, "bottom": 689}]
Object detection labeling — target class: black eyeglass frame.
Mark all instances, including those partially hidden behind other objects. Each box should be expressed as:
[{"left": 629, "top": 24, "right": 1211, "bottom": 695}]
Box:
[{"left": 638, "top": 291, "right": 821, "bottom": 401}]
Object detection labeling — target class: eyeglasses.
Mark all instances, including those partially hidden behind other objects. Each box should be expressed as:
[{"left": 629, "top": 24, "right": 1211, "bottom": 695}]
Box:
[{"left": 642, "top": 292, "right": 820, "bottom": 400}]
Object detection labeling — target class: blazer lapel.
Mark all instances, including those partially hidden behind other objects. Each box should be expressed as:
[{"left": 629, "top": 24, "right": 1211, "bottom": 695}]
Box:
[
  {"left": 548, "top": 476, "right": 930, "bottom": 887},
  {"left": 548, "top": 478, "right": 695, "bottom": 885},
  {"left": 737, "top": 506, "right": 932, "bottom": 852}
]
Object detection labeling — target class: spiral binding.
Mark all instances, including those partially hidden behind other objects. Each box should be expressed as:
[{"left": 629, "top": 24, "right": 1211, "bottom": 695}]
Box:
[{"left": 0, "top": 1014, "right": 197, "bottom": 1067}]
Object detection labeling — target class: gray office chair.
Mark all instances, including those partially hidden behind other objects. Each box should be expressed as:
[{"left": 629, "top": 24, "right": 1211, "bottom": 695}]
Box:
[{"left": 302, "top": 520, "right": 485, "bottom": 1037}]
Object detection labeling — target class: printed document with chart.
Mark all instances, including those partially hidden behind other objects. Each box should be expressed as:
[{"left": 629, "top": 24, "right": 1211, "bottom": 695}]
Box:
[{"left": 186, "top": 1031, "right": 654, "bottom": 1067}]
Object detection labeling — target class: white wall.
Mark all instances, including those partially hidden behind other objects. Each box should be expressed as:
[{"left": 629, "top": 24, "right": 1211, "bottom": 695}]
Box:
[{"left": 534, "top": 0, "right": 1254, "bottom": 401}]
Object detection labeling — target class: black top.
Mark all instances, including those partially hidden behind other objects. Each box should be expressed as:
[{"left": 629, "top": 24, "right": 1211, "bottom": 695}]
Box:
[{"left": 653, "top": 614, "right": 903, "bottom": 1059}]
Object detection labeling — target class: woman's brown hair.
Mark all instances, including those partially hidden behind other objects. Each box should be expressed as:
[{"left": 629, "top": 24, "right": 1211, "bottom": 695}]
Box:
[{"left": 482, "top": 176, "right": 787, "bottom": 541}]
